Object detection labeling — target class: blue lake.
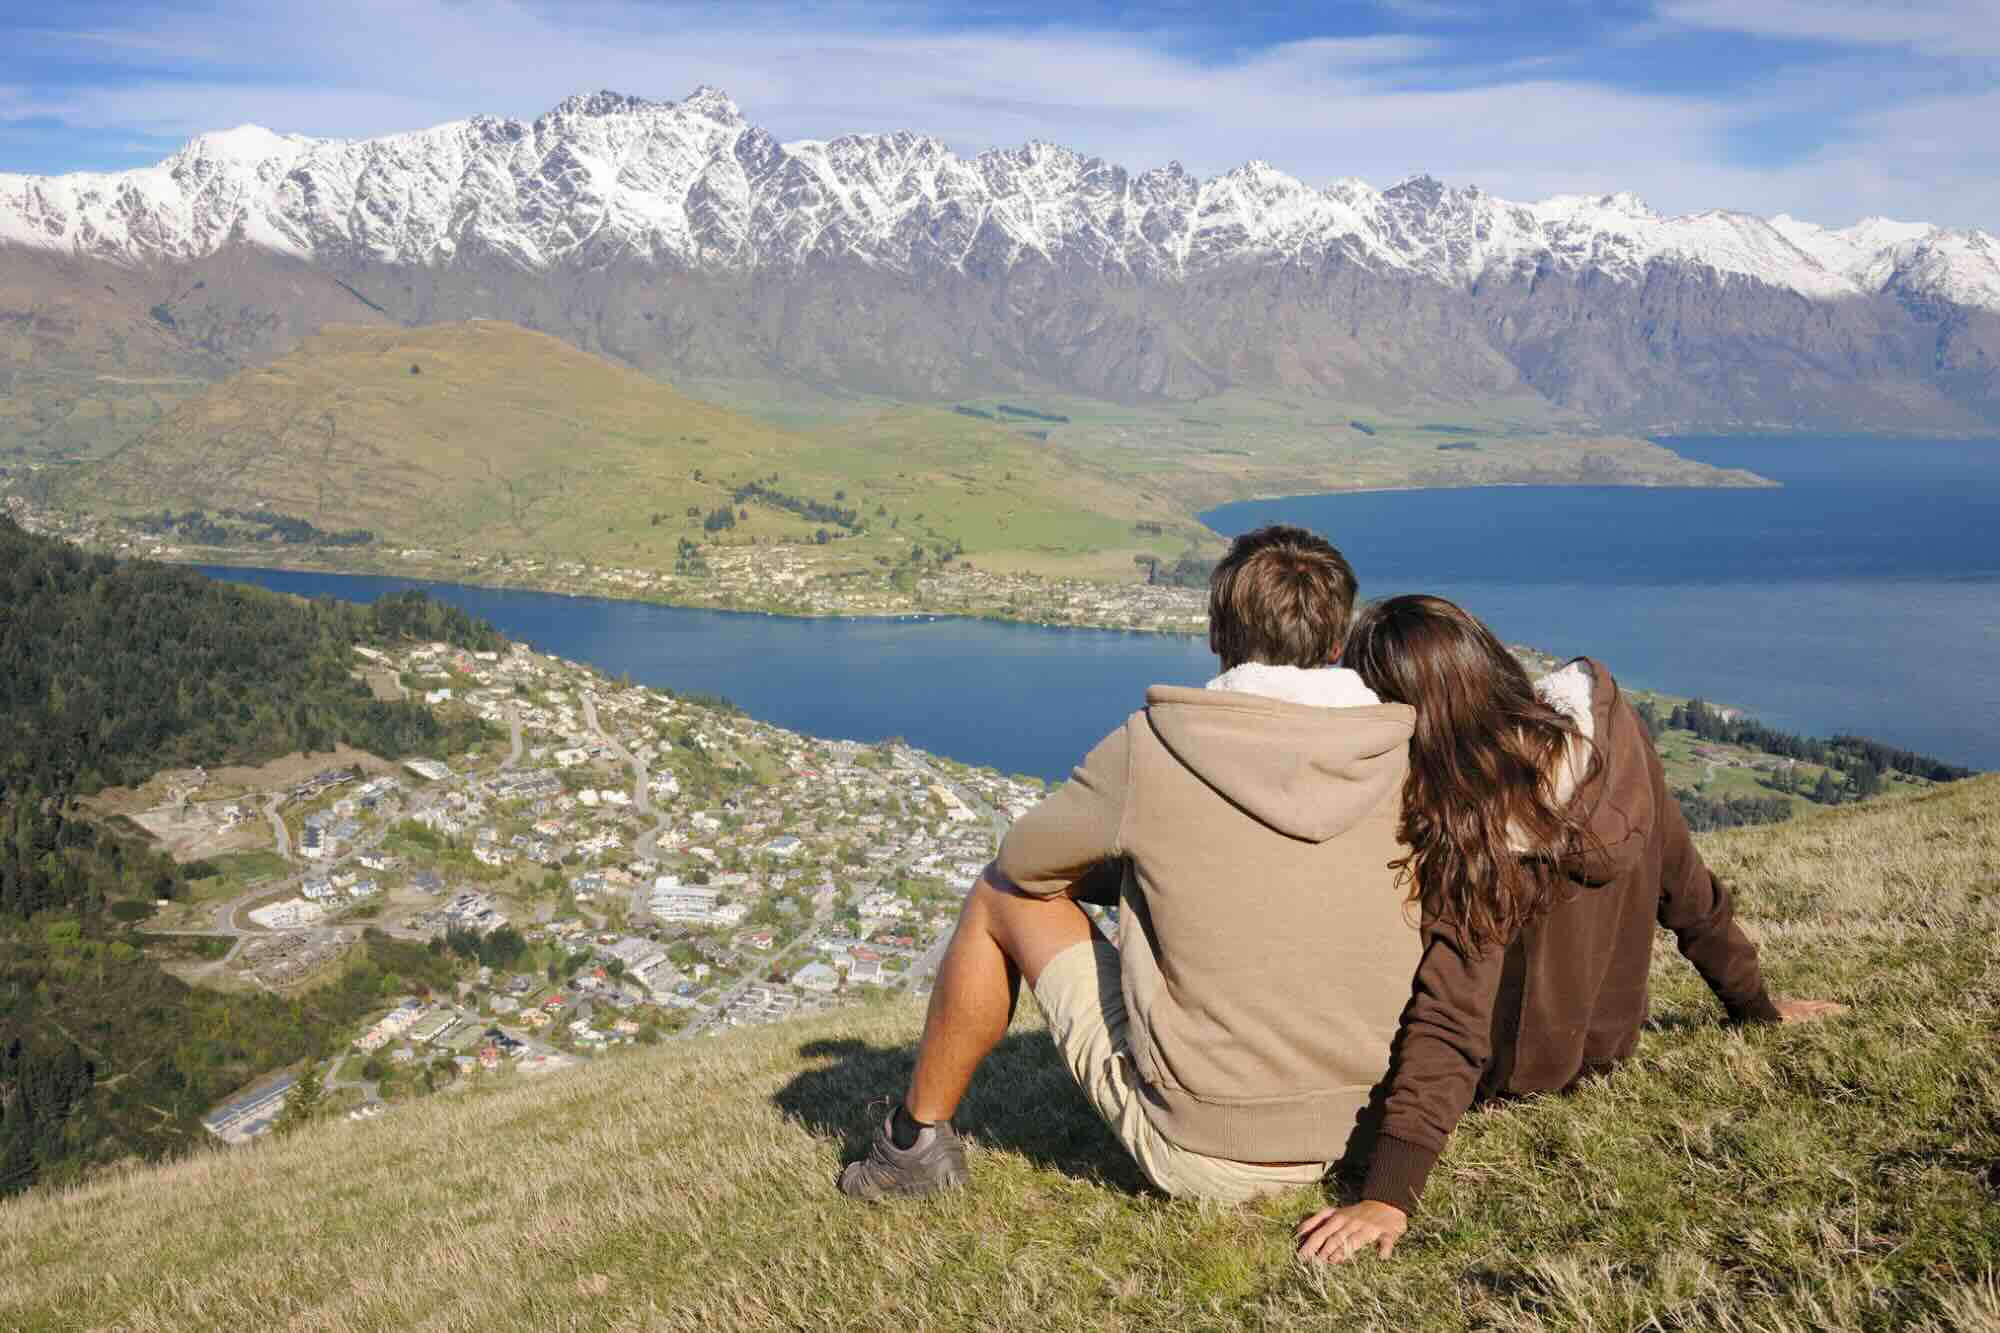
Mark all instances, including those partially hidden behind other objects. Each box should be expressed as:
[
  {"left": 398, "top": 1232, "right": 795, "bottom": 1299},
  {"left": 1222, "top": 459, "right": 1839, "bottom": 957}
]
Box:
[
  {"left": 1202, "top": 436, "right": 2000, "bottom": 771},
  {"left": 203, "top": 567, "right": 1219, "bottom": 780},
  {"left": 202, "top": 435, "right": 2000, "bottom": 777}
]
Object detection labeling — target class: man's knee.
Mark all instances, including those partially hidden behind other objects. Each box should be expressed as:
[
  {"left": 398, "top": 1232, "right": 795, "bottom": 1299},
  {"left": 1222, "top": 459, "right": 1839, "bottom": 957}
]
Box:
[{"left": 969, "top": 872, "right": 1092, "bottom": 985}]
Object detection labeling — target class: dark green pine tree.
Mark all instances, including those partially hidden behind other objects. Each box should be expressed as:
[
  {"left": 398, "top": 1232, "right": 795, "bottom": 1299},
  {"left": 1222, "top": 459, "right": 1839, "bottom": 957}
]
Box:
[{"left": 273, "top": 1063, "right": 325, "bottom": 1137}]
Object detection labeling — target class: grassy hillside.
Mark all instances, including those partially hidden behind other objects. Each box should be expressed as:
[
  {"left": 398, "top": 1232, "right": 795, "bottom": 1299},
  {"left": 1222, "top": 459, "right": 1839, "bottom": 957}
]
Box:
[
  {"left": 0, "top": 260, "right": 221, "bottom": 463},
  {"left": 5, "top": 776, "right": 1996, "bottom": 1331},
  {"left": 694, "top": 378, "right": 1774, "bottom": 515},
  {"left": 49, "top": 320, "right": 1208, "bottom": 577}
]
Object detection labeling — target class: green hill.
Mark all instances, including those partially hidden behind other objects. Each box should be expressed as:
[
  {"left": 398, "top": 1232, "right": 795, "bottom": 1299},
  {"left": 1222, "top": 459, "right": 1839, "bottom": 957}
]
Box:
[
  {"left": 49, "top": 320, "right": 1209, "bottom": 578},
  {"left": 5, "top": 777, "right": 1995, "bottom": 1331}
]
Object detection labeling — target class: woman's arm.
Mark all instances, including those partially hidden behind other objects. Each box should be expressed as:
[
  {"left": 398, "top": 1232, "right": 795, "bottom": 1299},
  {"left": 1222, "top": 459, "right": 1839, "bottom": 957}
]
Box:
[
  {"left": 1297, "top": 921, "right": 1506, "bottom": 1261},
  {"left": 1362, "top": 922, "right": 1510, "bottom": 1208},
  {"left": 1650, "top": 752, "right": 1782, "bottom": 1024}
]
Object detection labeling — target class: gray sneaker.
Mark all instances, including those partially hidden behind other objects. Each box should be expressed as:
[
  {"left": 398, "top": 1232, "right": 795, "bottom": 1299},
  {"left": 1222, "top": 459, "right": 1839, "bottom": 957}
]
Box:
[{"left": 837, "top": 1112, "right": 969, "bottom": 1200}]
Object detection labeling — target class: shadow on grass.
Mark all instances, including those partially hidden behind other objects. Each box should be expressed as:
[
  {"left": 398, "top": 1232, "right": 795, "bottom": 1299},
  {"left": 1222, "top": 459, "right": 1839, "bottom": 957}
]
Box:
[
  {"left": 772, "top": 1031, "right": 1153, "bottom": 1195},
  {"left": 774, "top": 1030, "right": 1390, "bottom": 1204}
]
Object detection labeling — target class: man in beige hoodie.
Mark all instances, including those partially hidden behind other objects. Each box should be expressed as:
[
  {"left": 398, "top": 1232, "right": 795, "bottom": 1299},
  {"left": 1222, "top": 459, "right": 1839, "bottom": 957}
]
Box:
[{"left": 838, "top": 525, "right": 1421, "bottom": 1202}]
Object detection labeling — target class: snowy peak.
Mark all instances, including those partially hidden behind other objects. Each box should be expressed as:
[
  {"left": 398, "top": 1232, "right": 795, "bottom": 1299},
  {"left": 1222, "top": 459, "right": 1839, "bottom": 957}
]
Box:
[
  {"left": 1, "top": 88, "right": 1994, "bottom": 311},
  {"left": 546, "top": 91, "right": 659, "bottom": 120},
  {"left": 1769, "top": 213, "right": 2000, "bottom": 309}
]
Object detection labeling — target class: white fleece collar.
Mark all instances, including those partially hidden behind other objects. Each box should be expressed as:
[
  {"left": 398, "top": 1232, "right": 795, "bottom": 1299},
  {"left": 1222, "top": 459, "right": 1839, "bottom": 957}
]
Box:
[
  {"left": 1533, "top": 660, "right": 1597, "bottom": 808},
  {"left": 1204, "top": 663, "right": 1382, "bottom": 709}
]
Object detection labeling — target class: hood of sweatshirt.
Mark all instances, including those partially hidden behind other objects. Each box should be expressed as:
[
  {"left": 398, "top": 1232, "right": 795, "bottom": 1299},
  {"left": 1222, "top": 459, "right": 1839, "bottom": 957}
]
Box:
[
  {"left": 1538, "top": 659, "right": 1655, "bottom": 886},
  {"left": 1143, "top": 665, "right": 1415, "bottom": 843}
]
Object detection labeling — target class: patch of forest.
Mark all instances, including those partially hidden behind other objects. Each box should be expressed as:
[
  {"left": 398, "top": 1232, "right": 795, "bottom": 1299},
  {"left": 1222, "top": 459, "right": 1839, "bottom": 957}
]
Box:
[
  {"left": 731, "top": 479, "right": 861, "bottom": 532},
  {"left": 995, "top": 404, "right": 1070, "bottom": 424},
  {"left": 0, "top": 518, "right": 500, "bottom": 1196},
  {"left": 1659, "top": 698, "right": 1973, "bottom": 784},
  {"left": 1, "top": 518, "right": 498, "bottom": 795},
  {"left": 120, "top": 507, "right": 375, "bottom": 548},
  {"left": 1629, "top": 695, "right": 1977, "bottom": 832},
  {"left": 2, "top": 922, "right": 458, "bottom": 1195}
]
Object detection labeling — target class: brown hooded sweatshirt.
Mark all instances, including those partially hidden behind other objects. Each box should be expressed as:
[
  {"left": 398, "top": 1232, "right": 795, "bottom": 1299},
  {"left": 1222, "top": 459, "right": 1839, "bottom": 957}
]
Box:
[
  {"left": 995, "top": 666, "right": 1421, "bottom": 1165},
  {"left": 1362, "top": 659, "right": 1781, "bottom": 1214}
]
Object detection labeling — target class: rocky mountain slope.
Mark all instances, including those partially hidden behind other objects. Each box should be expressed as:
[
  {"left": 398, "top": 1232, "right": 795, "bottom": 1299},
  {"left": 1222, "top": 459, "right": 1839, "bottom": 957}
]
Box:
[{"left": 4, "top": 87, "right": 1997, "bottom": 436}]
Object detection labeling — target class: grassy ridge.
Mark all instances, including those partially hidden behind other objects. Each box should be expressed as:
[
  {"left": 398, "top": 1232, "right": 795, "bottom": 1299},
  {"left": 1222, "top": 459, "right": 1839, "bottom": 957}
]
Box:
[
  {"left": 42, "top": 320, "right": 1767, "bottom": 590},
  {"left": 51, "top": 321, "right": 1208, "bottom": 577},
  {"left": 4, "top": 776, "right": 1996, "bottom": 1331}
]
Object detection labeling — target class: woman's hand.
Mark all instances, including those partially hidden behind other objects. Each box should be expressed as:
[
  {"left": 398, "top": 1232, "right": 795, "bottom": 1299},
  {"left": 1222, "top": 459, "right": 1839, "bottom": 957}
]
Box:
[
  {"left": 1773, "top": 996, "right": 1850, "bottom": 1023},
  {"left": 1294, "top": 1200, "right": 1408, "bottom": 1263}
]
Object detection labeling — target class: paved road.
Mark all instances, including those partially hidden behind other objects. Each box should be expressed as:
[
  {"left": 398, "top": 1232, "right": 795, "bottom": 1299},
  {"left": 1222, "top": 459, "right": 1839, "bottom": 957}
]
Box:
[
  {"left": 264, "top": 794, "right": 291, "bottom": 861},
  {"left": 580, "top": 690, "right": 672, "bottom": 862},
  {"left": 502, "top": 703, "right": 524, "bottom": 771},
  {"left": 143, "top": 781, "right": 449, "bottom": 989}
]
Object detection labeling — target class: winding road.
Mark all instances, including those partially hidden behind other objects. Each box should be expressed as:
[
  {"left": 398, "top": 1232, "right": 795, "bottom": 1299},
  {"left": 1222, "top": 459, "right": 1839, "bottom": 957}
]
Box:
[
  {"left": 580, "top": 690, "right": 671, "bottom": 862},
  {"left": 502, "top": 702, "right": 524, "bottom": 771},
  {"left": 264, "top": 794, "right": 291, "bottom": 861}
]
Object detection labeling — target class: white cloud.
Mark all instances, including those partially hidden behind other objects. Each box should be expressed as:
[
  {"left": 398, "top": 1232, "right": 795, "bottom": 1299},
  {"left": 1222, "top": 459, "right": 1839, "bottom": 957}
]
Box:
[
  {"left": 1659, "top": 0, "right": 2000, "bottom": 57},
  {"left": 16, "top": 27, "right": 223, "bottom": 58},
  {"left": 0, "top": 0, "right": 1990, "bottom": 229}
]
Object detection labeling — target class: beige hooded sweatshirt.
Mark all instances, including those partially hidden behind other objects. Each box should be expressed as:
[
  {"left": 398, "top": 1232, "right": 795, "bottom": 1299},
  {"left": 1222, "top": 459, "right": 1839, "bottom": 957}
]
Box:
[{"left": 995, "top": 665, "right": 1420, "bottom": 1164}]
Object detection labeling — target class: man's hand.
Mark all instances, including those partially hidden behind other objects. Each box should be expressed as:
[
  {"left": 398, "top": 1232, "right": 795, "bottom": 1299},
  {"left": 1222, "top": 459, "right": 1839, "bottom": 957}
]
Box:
[
  {"left": 1294, "top": 1200, "right": 1407, "bottom": 1264},
  {"left": 1773, "top": 995, "right": 1849, "bottom": 1024}
]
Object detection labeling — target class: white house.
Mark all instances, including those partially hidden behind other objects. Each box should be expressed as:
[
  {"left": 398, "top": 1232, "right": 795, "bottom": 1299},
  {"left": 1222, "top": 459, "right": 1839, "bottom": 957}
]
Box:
[{"left": 792, "top": 962, "right": 840, "bottom": 994}]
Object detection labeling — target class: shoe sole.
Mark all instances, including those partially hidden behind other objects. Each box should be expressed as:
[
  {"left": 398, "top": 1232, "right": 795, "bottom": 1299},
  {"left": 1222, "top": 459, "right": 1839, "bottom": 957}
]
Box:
[{"left": 837, "top": 1162, "right": 969, "bottom": 1201}]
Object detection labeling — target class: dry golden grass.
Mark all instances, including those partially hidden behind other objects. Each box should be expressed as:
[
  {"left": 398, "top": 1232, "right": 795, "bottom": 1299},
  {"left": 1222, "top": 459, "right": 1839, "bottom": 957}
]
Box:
[
  {"left": 58, "top": 320, "right": 1197, "bottom": 578},
  {"left": 5, "top": 778, "right": 1997, "bottom": 1332}
]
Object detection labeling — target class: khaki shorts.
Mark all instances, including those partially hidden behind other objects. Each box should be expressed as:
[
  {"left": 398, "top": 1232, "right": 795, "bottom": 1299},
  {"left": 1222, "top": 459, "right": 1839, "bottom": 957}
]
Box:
[{"left": 1030, "top": 938, "right": 1329, "bottom": 1203}]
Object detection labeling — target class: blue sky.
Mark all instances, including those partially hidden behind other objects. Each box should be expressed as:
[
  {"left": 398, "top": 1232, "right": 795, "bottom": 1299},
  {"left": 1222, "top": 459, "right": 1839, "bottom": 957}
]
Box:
[{"left": 2, "top": 0, "right": 1995, "bottom": 227}]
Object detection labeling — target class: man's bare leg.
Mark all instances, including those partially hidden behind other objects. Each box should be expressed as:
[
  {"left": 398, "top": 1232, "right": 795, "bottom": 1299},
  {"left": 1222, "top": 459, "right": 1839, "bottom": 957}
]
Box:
[
  {"left": 838, "top": 871, "right": 1099, "bottom": 1199},
  {"left": 905, "top": 871, "right": 1095, "bottom": 1124}
]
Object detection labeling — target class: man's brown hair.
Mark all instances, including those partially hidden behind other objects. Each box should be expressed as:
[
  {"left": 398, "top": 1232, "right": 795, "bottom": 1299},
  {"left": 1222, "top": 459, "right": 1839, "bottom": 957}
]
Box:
[{"left": 1207, "top": 524, "right": 1359, "bottom": 669}]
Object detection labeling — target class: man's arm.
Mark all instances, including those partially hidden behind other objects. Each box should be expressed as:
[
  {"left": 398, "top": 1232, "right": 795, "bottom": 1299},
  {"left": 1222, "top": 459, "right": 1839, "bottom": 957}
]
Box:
[{"left": 993, "top": 724, "right": 1131, "bottom": 898}]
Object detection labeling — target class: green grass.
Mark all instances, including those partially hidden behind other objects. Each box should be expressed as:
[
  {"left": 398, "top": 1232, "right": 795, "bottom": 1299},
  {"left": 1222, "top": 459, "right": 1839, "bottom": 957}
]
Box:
[
  {"left": 712, "top": 378, "right": 1770, "bottom": 520},
  {"left": 51, "top": 320, "right": 1768, "bottom": 599},
  {"left": 4, "top": 778, "right": 1995, "bottom": 1331},
  {"left": 53, "top": 321, "right": 1203, "bottom": 582},
  {"left": 183, "top": 849, "right": 291, "bottom": 899}
]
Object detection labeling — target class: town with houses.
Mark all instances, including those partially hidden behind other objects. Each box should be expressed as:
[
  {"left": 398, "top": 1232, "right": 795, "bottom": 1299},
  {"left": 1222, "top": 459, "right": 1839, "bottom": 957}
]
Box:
[
  {"left": 119, "top": 628, "right": 1057, "bottom": 1146},
  {"left": 0, "top": 493, "right": 1210, "bottom": 635}
]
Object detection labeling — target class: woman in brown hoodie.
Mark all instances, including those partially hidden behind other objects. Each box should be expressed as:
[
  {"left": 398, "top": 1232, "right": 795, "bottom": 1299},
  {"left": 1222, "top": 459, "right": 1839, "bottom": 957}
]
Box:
[{"left": 1295, "top": 595, "right": 1846, "bottom": 1264}]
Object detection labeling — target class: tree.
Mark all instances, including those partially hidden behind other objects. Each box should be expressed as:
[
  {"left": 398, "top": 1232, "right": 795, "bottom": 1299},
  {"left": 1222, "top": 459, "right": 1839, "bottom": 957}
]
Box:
[
  {"left": 1812, "top": 770, "right": 1843, "bottom": 805},
  {"left": 273, "top": 1063, "right": 325, "bottom": 1136},
  {"left": 1850, "top": 760, "right": 1884, "bottom": 799}
]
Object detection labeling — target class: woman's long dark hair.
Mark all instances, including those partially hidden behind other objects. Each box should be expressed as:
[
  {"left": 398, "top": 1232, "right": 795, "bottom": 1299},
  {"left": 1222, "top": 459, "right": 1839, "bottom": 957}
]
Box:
[{"left": 1346, "top": 595, "right": 1597, "bottom": 954}]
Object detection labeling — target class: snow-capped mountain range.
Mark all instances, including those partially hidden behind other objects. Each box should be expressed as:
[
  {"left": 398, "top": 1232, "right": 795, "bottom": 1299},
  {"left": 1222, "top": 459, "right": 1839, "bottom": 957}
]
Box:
[
  {"left": 3, "top": 86, "right": 1995, "bottom": 313},
  {"left": 4, "top": 87, "right": 1998, "bottom": 436}
]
